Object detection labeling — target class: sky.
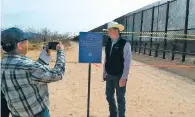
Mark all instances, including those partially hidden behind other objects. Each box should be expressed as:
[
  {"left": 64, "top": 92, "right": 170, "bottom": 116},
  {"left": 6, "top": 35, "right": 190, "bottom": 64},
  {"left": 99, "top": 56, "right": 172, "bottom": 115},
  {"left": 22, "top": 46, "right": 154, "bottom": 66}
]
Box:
[{"left": 1, "top": 0, "right": 159, "bottom": 34}]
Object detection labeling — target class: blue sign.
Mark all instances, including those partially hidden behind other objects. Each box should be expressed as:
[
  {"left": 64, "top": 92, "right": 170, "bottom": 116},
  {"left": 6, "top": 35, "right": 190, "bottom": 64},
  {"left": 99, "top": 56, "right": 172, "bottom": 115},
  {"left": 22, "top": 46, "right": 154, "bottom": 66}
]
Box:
[{"left": 79, "top": 32, "right": 103, "bottom": 63}]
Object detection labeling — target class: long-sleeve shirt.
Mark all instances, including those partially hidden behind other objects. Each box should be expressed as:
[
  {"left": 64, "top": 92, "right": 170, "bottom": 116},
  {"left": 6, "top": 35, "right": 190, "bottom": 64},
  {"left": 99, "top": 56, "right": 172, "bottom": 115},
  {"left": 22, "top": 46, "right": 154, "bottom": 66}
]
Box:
[
  {"left": 103, "top": 40, "right": 132, "bottom": 79},
  {"left": 1, "top": 50, "right": 65, "bottom": 117}
]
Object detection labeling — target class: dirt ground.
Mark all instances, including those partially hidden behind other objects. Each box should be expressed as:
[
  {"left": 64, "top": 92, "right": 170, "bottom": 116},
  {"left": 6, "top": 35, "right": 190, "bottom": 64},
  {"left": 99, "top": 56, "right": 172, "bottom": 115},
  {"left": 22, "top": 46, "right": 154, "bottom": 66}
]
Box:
[
  {"left": 26, "top": 42, "right": 195, "bottom": 117},
  {"left": 132, "top": 53, "right": 195, "bottom": 81}
]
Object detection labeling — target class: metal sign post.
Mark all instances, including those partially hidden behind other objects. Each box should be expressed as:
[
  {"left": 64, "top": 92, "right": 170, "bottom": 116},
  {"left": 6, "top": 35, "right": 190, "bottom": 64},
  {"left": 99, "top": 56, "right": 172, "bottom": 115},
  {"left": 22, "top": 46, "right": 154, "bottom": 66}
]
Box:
[
  {"left": 87, "top": 63, "right": 91, "bottom": 117},
  {"left": 78, "top": 32, "right": 103, "bottom": 117}
]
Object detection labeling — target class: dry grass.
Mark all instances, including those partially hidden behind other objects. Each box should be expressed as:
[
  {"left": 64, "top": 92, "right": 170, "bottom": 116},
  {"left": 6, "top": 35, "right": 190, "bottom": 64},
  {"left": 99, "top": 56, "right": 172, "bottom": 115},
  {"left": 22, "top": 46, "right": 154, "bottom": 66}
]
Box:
[
  {"left": 28, "top": 40, "right": 72, "bottom": 50},
  {"left": 28, "top": 44, "right": 42, "bottom": 50}
]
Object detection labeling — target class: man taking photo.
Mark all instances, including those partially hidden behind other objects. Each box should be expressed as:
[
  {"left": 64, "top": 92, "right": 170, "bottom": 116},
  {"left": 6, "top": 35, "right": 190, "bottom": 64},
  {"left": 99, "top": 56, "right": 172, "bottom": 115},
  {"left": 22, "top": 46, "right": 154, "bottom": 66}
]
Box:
[
  {"left": 103, "top": 22, "right": 132, "bottom": 117},
  {"left": 1, "top": 27, "right": 65, "bottom": 117}
]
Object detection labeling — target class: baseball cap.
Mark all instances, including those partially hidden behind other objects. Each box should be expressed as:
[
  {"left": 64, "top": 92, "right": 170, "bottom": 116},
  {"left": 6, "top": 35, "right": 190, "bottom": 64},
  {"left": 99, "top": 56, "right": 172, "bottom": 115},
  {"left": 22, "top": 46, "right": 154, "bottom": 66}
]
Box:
[{"left": 1, "top": 27, "right": 30, "bottom": 52}]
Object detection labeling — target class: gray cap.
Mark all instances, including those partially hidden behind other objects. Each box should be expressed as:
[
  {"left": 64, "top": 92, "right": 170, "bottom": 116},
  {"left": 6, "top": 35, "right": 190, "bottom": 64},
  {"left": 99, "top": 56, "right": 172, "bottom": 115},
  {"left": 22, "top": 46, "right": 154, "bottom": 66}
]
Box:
[{"left": 1, "top": 27, "right": 31, "bottom": 52}]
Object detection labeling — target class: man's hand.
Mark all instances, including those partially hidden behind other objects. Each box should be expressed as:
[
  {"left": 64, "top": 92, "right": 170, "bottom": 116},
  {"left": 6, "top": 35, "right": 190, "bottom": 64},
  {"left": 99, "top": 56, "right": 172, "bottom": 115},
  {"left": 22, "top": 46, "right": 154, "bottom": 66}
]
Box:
[
  {"left": 56, "top": 42, "right": 64, "bottom": 50},
  {"left": 102, "top": 76, "right": 106, "bottom": 82},
  {"left": 119, "top": 79, "right": 127, "bottom": 87},
  {"left": 102, "top": 73, "right": 107, "bottom": 82}
]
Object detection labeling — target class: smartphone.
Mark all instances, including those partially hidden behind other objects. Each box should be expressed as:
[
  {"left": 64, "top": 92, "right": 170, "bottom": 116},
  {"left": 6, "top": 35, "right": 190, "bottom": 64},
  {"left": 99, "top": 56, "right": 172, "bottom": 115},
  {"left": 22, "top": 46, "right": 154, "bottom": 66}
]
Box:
[{"left": 48, "top": 42, "right": 59, "bottom": 50}]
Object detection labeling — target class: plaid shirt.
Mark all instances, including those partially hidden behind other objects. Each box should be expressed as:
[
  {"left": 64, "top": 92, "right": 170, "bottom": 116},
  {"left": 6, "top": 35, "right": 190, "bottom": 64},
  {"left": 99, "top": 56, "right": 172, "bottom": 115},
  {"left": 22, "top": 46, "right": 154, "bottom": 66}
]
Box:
[{"left": 1, "top": 50, "right": 65, "bottom": 117}]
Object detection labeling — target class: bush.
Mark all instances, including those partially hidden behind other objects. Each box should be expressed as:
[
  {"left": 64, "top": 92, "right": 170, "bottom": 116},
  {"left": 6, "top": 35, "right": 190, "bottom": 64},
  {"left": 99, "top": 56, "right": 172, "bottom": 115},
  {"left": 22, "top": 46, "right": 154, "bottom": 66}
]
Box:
[
  {"left": 28, "top": 44, "right": 42, "bottom": 50},
  {"left": 28, "top": 40, "right": 71, "bottom": 50}
]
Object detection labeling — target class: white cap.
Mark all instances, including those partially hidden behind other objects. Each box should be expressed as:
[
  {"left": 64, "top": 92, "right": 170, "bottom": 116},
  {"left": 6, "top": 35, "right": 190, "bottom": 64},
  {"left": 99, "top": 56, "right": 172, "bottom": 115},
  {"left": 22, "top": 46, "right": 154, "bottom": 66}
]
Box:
[{"left": 104, "top": 21, "right": 125, "bottom": 31}]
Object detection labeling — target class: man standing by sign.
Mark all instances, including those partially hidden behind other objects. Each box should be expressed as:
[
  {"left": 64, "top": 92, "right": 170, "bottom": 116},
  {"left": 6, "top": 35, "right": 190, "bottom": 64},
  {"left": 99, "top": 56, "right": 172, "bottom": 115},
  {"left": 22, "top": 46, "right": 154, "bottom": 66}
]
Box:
[{"left": 103, "top": 22, "right": 132, "bottom": 117}]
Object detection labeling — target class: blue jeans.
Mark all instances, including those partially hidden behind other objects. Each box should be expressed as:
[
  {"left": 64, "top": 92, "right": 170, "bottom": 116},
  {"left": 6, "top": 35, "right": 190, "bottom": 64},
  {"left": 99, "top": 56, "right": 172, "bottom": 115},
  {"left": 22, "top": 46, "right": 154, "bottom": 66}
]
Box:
[
  {"left": 106, "top": 74, "right": 126, "bottom": 117},
  {"left": 12, "top": 108, "right": 50, "bottom": 117}
]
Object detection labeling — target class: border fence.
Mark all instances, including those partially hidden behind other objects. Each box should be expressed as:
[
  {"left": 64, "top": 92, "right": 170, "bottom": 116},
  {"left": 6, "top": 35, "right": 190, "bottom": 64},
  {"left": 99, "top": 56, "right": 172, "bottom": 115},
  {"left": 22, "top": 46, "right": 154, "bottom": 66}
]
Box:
[{"left": 90, "top": 0, "right": 195, "bottom": 64}]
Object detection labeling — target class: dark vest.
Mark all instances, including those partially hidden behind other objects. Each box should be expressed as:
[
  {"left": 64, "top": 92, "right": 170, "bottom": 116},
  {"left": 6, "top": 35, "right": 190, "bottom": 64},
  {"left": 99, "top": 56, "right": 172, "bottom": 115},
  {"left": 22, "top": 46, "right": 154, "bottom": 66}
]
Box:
[{"left": 105, "top": 38, "right": 127, "bottom": 76}]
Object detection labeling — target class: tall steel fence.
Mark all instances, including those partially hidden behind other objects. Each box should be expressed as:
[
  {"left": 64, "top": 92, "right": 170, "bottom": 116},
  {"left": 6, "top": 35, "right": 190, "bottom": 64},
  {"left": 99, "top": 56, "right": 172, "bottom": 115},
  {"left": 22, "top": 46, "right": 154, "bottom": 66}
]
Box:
[{"left": 91, "top": 0, "right": 195, "bottom": 63}]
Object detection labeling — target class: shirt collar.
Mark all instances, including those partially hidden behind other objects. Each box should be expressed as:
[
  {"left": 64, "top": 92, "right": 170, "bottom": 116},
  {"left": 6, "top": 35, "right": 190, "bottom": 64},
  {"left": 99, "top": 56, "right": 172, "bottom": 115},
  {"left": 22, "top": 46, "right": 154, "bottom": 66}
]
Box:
[
  {"left": 111, "top": 37, "right": 120, "bottom": 43},
  {"left": 3, "top": 53, "right": 25, "bottom": 59}
]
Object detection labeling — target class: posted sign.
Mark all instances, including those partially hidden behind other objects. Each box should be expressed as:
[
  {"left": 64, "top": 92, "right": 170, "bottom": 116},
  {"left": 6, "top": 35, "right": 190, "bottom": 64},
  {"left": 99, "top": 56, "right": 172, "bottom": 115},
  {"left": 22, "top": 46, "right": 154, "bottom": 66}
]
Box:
[{"left": 79, "top": 32, "right": 103, "bottom": 63}]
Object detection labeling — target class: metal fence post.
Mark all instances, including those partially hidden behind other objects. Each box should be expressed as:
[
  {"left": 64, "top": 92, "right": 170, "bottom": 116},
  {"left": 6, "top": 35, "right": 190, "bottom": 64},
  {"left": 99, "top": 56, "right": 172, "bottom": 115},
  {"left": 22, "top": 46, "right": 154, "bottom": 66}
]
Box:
[
  {"left": 135, "top": 41, "right": 137, "bottom": 53},
  {"left": 139, "top": 11, "right": 144, "bottom": 53},
  {"left": 172, "top": 43, "right": 176, "bottom": 61},
  {"left": 163, "top": 1, "right": 170, "bottom": 59},
  {"left": 125, "top": 16, "right": 128, "bottom": 32},
  {"left": 155, "top": 43, "right": 160, "bottom": 57},
  {"left": 144, "top": 42, "right": 147, "bottom": 54},
  {"left": 132, "top": 14, "right": 135, "bottom": 52},
  {"left": 182, "top": 0, "right": 190, "bottom": 62},
  {"left": 149, "top": 6, "right": 155, "bottom": 56},
  {"left": 131, "top": 38, "right": 134, "bottom": 52}
]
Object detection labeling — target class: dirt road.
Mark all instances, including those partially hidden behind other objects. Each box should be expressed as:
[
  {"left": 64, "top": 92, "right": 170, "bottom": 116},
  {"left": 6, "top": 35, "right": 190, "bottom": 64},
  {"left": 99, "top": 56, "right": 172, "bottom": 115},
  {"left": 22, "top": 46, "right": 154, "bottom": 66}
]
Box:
[{"left": 27, "top": 43, "right": 195, "bottom": 117}]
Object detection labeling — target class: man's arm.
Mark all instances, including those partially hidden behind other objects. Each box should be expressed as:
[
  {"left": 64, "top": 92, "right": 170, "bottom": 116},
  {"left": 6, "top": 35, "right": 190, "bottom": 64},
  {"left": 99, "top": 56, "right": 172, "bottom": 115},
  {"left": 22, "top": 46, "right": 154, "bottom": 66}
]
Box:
[
  {"left": 36, "top": 47, "right": 51, "bottom": 65},
  {"left": 30, "top": 49, "right": 65, "bottom": 83},
  {"left": 121, "top": 42, "right": 132, "bottom": 79}
]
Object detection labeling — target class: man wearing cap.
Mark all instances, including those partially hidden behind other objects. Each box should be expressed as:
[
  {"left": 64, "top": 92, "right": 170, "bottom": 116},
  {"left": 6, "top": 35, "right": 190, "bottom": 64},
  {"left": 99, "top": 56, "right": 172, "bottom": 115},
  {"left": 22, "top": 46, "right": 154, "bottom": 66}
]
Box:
[
  {"left": 103, "top": 22, "right": 132, "bottom": 117},
  {"left": 1, "top": 27, "right": 65, "bottom": 117}
]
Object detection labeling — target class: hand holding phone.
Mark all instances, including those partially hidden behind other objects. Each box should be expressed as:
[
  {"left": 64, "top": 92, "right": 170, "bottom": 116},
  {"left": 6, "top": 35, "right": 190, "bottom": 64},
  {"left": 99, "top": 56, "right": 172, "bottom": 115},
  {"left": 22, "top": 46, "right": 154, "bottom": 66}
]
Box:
[
  {"left": 48, "top": 41, "right": 64, "bottom": 50},
  {"left": 56, "top": 42, "right": 64, "bottom": 50},
  {"left": 48, "top": 42, "right": 59, "bottom": 50}
]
